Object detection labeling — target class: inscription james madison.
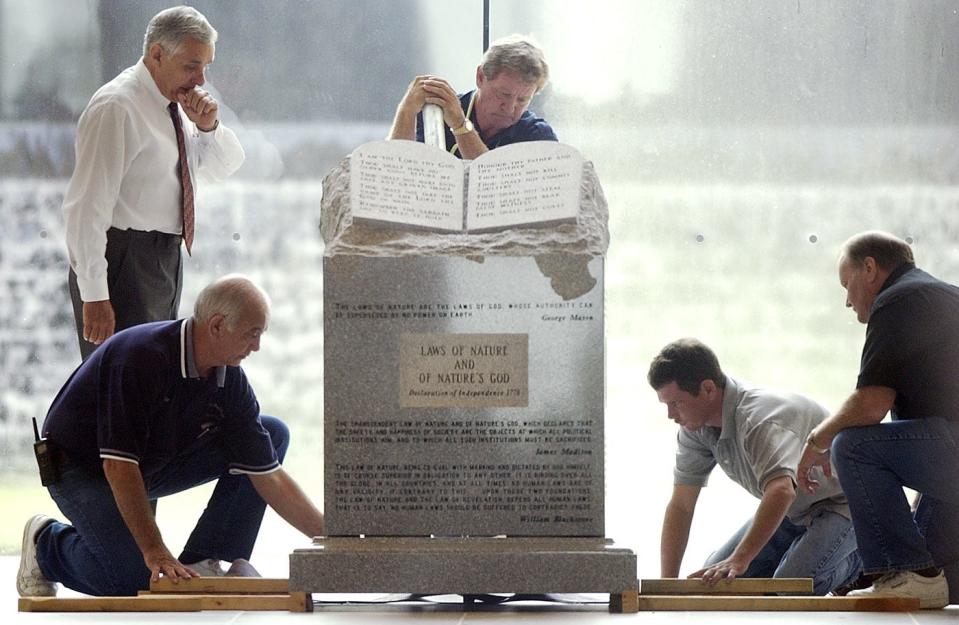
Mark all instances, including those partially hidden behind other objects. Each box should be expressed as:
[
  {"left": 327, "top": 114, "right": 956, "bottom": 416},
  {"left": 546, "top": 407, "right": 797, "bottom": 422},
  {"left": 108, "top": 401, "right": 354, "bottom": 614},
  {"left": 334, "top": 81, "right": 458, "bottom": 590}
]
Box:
[{"left": 324, "top": 255, "right": 604, "bottom": 536}]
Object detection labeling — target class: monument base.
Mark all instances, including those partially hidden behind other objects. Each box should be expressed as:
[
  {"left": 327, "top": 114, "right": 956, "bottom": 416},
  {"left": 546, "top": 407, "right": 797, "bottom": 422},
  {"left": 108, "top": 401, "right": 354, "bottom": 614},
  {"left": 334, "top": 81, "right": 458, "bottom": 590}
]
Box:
[{"left": 289, "top": 537, "right": 637, "bottom": 611}]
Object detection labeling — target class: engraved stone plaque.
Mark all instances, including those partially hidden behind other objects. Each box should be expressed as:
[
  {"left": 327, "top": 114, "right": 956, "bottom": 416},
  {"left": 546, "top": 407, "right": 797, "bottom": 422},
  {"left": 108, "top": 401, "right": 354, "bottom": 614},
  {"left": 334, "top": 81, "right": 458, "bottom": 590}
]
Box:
[
  {"left": 398, "top": 333, "right": 528, "bottom": 408},
  {"left": 324, "top": 255, "right": 604, "bottom": 536}
]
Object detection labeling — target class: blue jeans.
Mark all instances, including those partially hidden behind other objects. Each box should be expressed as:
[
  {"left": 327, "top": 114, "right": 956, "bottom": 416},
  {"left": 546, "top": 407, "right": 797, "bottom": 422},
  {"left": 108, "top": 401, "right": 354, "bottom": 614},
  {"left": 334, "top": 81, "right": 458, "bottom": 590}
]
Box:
[
  {"left": 916, "top": 494, "right": 959, "bottom": 603},
  {"left": 706, "top": 508, "right": 861, "bottom": 595},
  {"left": 35, "top": 415, "right": 290, "bottom": 596},
  {"left": 832, "top": 418, "right": 959, "bottom": 594}
]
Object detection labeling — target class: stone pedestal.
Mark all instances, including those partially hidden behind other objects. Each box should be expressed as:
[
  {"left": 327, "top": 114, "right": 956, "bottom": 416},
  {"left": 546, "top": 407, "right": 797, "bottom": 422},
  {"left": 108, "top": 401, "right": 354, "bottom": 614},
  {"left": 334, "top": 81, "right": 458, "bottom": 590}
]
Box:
[{"left": 290, "top": 537, "right": 636, "bottom": 595}]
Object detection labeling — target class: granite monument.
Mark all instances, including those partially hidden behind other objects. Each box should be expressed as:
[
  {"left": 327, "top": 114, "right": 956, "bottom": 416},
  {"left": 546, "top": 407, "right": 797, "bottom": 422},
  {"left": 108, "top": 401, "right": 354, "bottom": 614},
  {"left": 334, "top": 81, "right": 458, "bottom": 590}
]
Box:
[{"left": 289, "top": 138, "right": 636, "bottom": 607}]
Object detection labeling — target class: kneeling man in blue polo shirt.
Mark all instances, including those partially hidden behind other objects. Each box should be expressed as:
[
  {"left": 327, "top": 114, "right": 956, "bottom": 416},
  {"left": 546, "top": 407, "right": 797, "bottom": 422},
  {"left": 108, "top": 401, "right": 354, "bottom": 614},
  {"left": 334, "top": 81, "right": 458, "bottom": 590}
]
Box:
[
  {"left": 18, "top": 275, "right": 325, "bottom": 597},
  {"left": 649, "top": 339, "right": 861, "bottom": 595},
  {"left": 799, "top": 231, "right": 959, "bottom": 609}
]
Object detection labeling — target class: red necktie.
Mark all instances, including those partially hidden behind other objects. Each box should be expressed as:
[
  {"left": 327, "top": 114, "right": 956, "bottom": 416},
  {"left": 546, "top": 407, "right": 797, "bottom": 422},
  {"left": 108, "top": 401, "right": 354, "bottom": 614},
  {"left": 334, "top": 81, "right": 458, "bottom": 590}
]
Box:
[{"left": 168, "top": 102, "right": 195, "bottom": 255}]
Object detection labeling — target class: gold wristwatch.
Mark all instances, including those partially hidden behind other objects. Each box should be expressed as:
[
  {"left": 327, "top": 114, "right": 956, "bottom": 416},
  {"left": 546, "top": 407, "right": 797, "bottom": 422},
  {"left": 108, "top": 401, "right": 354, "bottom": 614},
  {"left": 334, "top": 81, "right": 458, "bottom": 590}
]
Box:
[{"left": 451, "top": 119, "right": 474, "bottom": 136}]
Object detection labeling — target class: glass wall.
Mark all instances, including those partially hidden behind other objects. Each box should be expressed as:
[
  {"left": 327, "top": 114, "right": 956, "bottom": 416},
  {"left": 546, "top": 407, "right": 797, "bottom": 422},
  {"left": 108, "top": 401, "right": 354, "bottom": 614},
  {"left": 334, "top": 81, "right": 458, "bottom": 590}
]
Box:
[
  {"left": 2, "top": 0, "right": 957, "bottom": 578},
  {"left": 489, "top": 0, "right": 959, "bottom": 573}
]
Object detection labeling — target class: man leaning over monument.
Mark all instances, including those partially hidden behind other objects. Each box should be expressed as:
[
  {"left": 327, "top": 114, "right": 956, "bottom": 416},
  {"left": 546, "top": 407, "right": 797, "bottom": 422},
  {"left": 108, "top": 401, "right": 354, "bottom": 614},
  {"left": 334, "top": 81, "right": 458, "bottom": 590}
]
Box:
[
  {"left": 387, "top": 34, "right": 556, "bottom": 159},
  {"left": 64, "top": 5, "right": 245, "bottom": 360},
  {"left": 798, "top": 231, "right": 959, "bottom": 609},
  {"left": 17, "top": 275, "right": 325, "bottom": 597},
  {"left": 649, "top": 339, "right": 860, "bottom": 595}
]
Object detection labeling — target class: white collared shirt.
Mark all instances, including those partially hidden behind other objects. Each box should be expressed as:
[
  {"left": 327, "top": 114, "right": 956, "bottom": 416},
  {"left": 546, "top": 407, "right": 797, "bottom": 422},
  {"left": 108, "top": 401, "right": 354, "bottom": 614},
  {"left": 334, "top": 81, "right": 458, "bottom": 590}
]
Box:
[{"left": 63, "top": 59, "right": 245, "bottom": 302}]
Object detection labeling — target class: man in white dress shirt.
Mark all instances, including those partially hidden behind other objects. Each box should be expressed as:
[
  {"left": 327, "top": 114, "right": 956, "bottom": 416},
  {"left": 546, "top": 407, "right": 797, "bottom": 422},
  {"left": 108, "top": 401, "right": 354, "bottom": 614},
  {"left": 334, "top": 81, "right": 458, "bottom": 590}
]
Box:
[{"left": 63, "top": 5, "right": 245, "bottom": 360}]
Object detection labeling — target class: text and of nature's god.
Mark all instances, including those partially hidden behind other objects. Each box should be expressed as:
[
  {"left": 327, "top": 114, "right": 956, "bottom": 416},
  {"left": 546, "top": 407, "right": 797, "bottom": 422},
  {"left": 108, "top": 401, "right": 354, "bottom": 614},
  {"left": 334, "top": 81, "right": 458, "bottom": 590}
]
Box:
[{"left": 399, "top": 333, "right": 528, "bottom": 407}]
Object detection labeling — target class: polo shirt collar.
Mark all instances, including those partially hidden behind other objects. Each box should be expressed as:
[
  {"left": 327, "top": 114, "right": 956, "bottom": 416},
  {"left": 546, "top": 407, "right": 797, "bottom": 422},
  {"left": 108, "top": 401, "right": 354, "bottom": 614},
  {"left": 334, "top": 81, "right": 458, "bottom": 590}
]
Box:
[
  {"left": 877, "top": 262, "right": 917, "bottom": 295},
  {"left": 134, "top": 58, "right": 172, "bottom": 111},
  {"left": 718, "top": 375, "right": 743, "bottom": 439},
  {"left": 180, "top": 319, "right": 226, "bottom": 387}
]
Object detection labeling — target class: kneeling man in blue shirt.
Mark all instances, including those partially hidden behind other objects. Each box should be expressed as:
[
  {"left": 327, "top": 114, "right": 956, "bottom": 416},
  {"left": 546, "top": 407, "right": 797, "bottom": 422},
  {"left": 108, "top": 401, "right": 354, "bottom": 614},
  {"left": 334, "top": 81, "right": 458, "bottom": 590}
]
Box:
[
  {"left": 799, "top": 231, "right": 959, "bottom": 609},
  {"left": 18, "top": 275, "right": 325, "bottom": 597}
]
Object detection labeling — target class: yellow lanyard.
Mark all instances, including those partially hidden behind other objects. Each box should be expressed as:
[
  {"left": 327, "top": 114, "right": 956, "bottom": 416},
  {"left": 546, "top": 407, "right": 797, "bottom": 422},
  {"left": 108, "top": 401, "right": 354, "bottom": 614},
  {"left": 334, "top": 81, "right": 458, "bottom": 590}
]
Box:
[{"left": 449, "top": 91, "right": 477, "bottom": 157}]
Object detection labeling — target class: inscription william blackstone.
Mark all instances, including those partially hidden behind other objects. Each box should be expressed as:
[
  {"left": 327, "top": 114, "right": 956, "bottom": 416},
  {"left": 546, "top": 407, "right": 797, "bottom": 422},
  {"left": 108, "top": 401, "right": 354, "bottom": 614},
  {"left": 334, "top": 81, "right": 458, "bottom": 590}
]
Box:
[{"left": 324, "top": 255, "right": 604, "bottom": 536}]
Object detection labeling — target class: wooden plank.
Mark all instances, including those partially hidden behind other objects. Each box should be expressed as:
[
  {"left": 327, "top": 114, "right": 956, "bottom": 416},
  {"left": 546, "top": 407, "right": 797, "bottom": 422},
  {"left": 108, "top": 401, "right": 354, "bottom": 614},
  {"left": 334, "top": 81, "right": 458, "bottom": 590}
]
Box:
[
  {"left": 19, "top": 596, "right": 201, "bottom": 612},
  {"left": 148, "top": 576, "right": 288, "bottom": 594},
  {"left": 196, "top": 594, "right": 303, "bottom": 611},
  {"left": 637, "top": 595, "right": 920, "bottom": 612},
  {"left": 142, "top": 593, "right": 311, "bottom": 611},
  {"left": 640, "top": 578, "right": 813, "bottom": 595},
  {"left": 290, "top": 591, "right": 314, "bottom": 613},
  {"left": 609, "top": 590, "right": 639, "bottom": 613}
]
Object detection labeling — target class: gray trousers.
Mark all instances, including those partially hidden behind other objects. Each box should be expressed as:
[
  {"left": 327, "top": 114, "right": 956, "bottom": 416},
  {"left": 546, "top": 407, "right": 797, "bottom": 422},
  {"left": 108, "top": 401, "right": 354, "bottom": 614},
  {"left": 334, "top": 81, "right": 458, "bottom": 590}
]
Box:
[{"left": 69, "top": 227, "right": 182, "bottom": 360}]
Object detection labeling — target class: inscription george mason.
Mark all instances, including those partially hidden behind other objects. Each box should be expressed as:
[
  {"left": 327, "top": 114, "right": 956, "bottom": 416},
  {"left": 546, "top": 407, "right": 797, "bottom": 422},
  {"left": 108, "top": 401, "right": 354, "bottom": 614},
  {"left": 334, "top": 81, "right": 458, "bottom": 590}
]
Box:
[{"left": 399, "top": 333, "right": 528, "bottom": 408}]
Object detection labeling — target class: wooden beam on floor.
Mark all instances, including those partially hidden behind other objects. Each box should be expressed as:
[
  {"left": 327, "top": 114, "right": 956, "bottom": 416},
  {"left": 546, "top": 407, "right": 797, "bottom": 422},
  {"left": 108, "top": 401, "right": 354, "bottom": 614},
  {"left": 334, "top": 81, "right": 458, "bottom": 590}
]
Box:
[
  {"left": 640, "top": 578, "right": 813, "bottom": 595},
  {"left": 146, "top": 592, "right": 312, "bottom": 612},
  {"left": 21, "top": 592, "right": 312, "bottom": 613},
  {"left": 19, "top": 596, "right": 201, "bottom": 612},
  {"left": 148, "top": 576, "right": 289, "bottom": 594},
  {"left": 637, "top": 595, "right": 920, "bottom": 612},
  {"left": 609, "top": 589, "right": 639, "bottom": 613}
]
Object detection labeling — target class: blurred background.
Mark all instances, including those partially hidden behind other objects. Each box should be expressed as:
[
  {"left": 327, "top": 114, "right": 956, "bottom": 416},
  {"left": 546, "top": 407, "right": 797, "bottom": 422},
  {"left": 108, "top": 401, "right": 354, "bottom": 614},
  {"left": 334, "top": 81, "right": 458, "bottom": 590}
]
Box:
[{"left": 1, "top": 0, "right": 958, "bottom": 580}]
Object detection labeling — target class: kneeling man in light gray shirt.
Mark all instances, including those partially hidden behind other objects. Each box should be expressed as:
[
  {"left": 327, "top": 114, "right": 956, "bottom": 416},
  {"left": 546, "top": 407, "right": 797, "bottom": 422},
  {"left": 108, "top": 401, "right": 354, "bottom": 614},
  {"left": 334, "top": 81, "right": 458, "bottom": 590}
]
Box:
[{"left": 648, "top": 338, "right": 860, "bottom": 595}]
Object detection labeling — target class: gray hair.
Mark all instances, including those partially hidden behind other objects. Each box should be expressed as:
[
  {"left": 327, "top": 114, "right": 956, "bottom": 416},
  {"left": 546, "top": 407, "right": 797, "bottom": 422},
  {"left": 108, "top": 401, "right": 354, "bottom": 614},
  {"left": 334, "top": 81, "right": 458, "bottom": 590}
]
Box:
[
  {"left": 841, "top": 231, "right": 914, "bottom": 272},
  {"left": 143, "top": 5, "right": 217, "bottom": 57},
  {"left": 480, "top": 34, "right": 550, "bottom": 92},
  {"left": 193, "top": 274, "right": 271, "bottom": 330}
]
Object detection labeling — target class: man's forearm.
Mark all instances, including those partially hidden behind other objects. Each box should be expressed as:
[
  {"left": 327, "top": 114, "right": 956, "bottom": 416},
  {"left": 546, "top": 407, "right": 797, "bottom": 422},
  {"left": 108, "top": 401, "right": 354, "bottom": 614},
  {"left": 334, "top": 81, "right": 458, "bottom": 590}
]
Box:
[
  {"left": 454, "top": 131, "right": 489, "bottom": 160},
  {"left": 811, "top": 386, "right": 896, "bottom": 447},
  {"left": 661, "top": 502, "right": 695, "bottom": 577},
  {"left": 103, "top": 459, "right": 166, "bottom": 556},
  {"left": 730, "top": 476, "right": 795, "bottom": 565},
  {"left": 251, "top": 469, "right": 325, "bottom": 538},
  {"left": 387, "top": 107, "right": 416, "bottom": 141}
]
